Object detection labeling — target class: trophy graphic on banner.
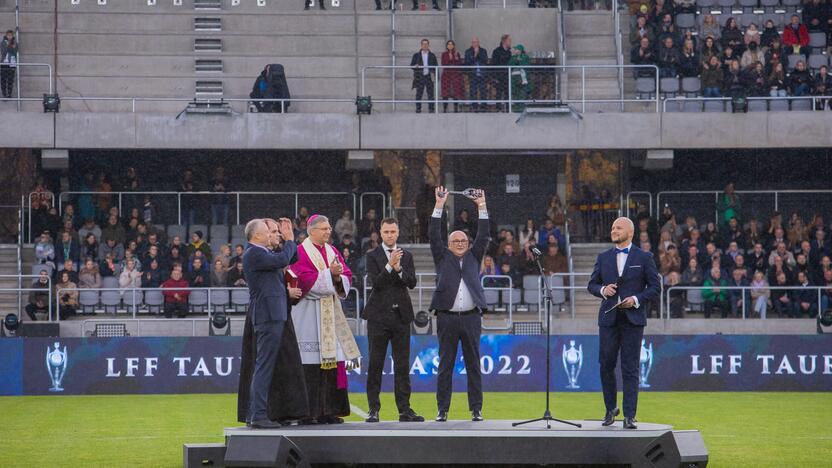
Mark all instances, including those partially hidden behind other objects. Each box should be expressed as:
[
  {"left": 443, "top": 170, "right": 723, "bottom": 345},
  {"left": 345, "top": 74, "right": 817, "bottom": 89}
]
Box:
[
  {"left": 562, "top": 340, "right": 583, "bottom": 389},
  {"left": 639, "top": 339, "right": 653, "bottom": 389},
  {"left": 437, "top": 188, "right": 483, "bottom": 200},
  {"left": 46, "top": 342, "right": 68, "bottom": 392}
]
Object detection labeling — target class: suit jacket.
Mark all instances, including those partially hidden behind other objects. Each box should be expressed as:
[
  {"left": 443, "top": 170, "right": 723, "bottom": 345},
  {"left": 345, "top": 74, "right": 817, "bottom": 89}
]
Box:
[
  {"left": 362, "top": 246, "right": 417, "bottom": 326},
  {"left": 429, "top": 214, "right": 490, "bottom": 311},
  {"left": 410, "top": 50, "right": 438, "bottom": 84},
  {"left": 55, "top": 239, "right": 81, "bottom": 266},
  {"left": 587, "top": 246, "right": 661, "bottom": 327},
  {"left": 242, "top": 241, "right": 297, "bottom": 325}
]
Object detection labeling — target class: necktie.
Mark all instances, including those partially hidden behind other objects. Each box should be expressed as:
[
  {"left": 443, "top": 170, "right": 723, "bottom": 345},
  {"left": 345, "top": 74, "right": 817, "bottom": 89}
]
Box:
[{"left": 615, "top": 247, "right": 630, "bottom": 255}]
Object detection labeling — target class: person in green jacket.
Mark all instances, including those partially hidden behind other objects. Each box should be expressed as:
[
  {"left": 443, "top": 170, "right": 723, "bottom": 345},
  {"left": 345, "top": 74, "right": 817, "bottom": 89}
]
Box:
[
  {"left": 716, "top": 182, "right": 741, "bottom": 227},
  {"left": 702, "top": 267, "right": 731, "bottom": 318},
  {"left": 509, "top": 44, "right": 532, "bottom": 112}
]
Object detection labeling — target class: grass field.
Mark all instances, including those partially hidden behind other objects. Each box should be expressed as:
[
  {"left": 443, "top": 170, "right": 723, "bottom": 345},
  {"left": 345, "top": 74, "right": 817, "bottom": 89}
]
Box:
[{"left": 1, "top": 392, "right": 830, "bottom": 467}]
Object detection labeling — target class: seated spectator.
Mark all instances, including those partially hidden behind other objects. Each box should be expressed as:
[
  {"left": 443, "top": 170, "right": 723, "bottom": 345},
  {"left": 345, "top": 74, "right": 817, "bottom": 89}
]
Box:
[
  {"left": 726, "top": 242, "right": 743, "bottom": 266},
  {"left": 701, "top": 55, "right": 724, "bottom": 97},
  {"left": 703, "top": 267, "right": 731, "bottom": 318},
  {"left": 655, "top": 14, "right": 679, "bottom": 46},
  {"left": 546, "top": 195, "right": 566, "bottom": 227},
  {"left": 55, "top": 270, "right": 78, "bottom": 320},
  {"left": 227, "top": 260, "right": 247, "bottom": 287},
  {"left": 363, "top": 231, "right": 380, "bottom": 255},
  {"left": 760, "top": 19, "right": 779, "bottom": 50},
  {"left": 673, "top": 0, "right": 695, "bottom": 14},
  {"left": 794, "top": 271, "right": 817, "bottom": 318},
  {"left": 35, "top": 232, "right": 56, "bottom": 268},
  {"left": 744, "top": 23, "right": 761, "bottom": 49},
  {"left": 788, "top": 213, "right": 809, "bottom": 246},
  {"left": 795, "top": 252, "right": 811, "bottom": 277},
  {"left": 630, "top": 37, "right": 657, "bottom": 77},
  {"left": 518, "top": 218, "right": 538, "bottom": 247},
  {"left": 765, "top": 39, "right": 788, "bottom": 75},
  {"left": 767, "top": 62, "right": 789, "bottom": 97},
  {"left": 60, "top": 260, "right": 79, "bottom": 284},
  {"left": 728, "top": 267, "right": 751, "bottom": 318},
  {"left": 169, "top": 235, "right": 185, "bottom": 255},
  {"left": 666, "top": 271, "right": 685, "bottom": 318},
  {"left": 338, "top": 234, "right": 360, "bottom": 260},
  {"left": 542, "top": 244, "right": 568, "bottom": 276},
  {"left": 214, "top": 244, "right": 231, "bottom": 270},
  {"left": 813, "top": 66, "right": 832, "bottom": 110},
  {"left": 498, "top": 243, "right": 523, "bottom": 281},
  {"left": 720, "top": 46, "right": 738, "bottom": 71},
  {"left": 702, "top": 222, "right": 720, "bottom": 246},
  {"left": 820, "top": 269, "right": 832, "bottom": 313},
  {"left": 630, "top": 15, "right": 655, "bottom": 47},
  {"left": 721, "top": 18, "right": 744, "bottom": 56},
  {"left": 783, "top": 15, "right": 810, "bottom": 57},
  {"left": 768, "top": 254, "right": 796, "bottom": 286},
  {"left": 25, "top": 270, "right": 51, "bottom": 321},
  {"left": 745, "top": 219, "right": 765, "bottom": 250},
  {"left": 341, "top": 248, "right": 360, "bottom": 284},
  {"left": 648, "top": 0, "right": 673, "bottom": 27},
  {"left": 803, "top": 0, "right": 828, "bottom": 31},
  {"left": 98, "top": 237, "right": 125, "bottom": 263},
  {"left": 723, "top": 60, "right": 746, "bottom": 98},
  {"left": 788, "top": 60, "right": 814, "bottom": 96},
  {"left": 334, "top": 210, "right": 357, "bottom": 242},
  {"left": 359, "top": 208, "right": 380, "bottom": 242},
  {"left": 161, "top": 265, "right": 190, "bottom": 318},
  {"left": 701, "top": 15, "right": 721, "bottom": 43},
  {"left": 78, "top": 259, "right": 101, "bottom": 289},
  {"left": 210, "top": 258, "right": 227, "bottom": 287},
  {"left": 769, "top": 242, "right": 797, "bottom": 268},
  {"left": 771, "top": 271, "right": 795, "bottom": 317},
  {"left": 740, "top": 41, "right": 765, "bottom": 70},
  {"left": 123, "top": 250, "right": 141, "bottom": 273},
  {"left": 481, "top": 255, "right": 498, "bottom": 278},
  {"left": 142, "top": 259, "right": 163, "bottom": 288},
  {"left": 679, "top": 39, "right": 699, "bottom": 78},
  {"left": 101, "top": 214, "right": 126, "bottom": 246},
  {"left": 659, "top": 244, "right": 682, "bottom": 276},
  {"left": 498, "top": 231, "right": 521, "bottom": 257},
  {"left": 118, "top": 258, "right": 142, "bottom": 290},
  {"left": 81, "top": 233, "right": 98, "bottom": 262},
  {"left": 701, "top": 36, "right": 721, "bottom": 66},
  {"left": 681, "top": 257, "right": 704, "bottom": 286},
  {"left": 745, "top": 61, "right": 768, "bottom": 96},
  {"left": 749, "top": 270, "right": 771, "bottom": 318},
  {"left": 229, "top": 244, "right": 245, "bottom": 269},
  {"left": 99, "top": 253, "right": 117, "bottom": 278},
  {"left": 538, "top": 219, "right": 565, "bottom": 250},
  {"left": 681, "top": 30, "right": 698, "bottom": 53},
  {"left": 186, "top": 231, "right": 212, "bottom": 261},
  {"left": 78, "top": 218, "right": 101, "bottom": 244},
  {"left": 168, "top": 246, "right": 185, "bottom": 267},
  {"left": 657, "top": 36, "right": 681, "bottom": 78},
  {"left": 657, "top": 230, "right": 675, "bottom": 255},
  {"left": 143, "top": 245, "right": 166, "bottom": 273},
  {"left": 188, "top": 257, "right": 209, "bottom": 287},
  {"left": 722, "top": 218, "right": 746, "bottom": 249}
]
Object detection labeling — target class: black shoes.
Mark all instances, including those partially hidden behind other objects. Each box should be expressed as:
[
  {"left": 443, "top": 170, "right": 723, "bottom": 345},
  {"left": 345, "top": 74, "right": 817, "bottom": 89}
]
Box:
[
  {"left": 602, "top": 407, "right": 620, "bottom": 427},
  {"left": 436, "top": 410, "right": 448, "bottom": 422},
  {"left": 399, "top": 408, "right": 425, "bottom": 422},
  {"left": 471, "top": 410, "right": 484, "bottom": 422},
  {"left": 250, "top": 419, "right": 282, "bottom": 429},
  {"left": 366, "top": 410, "right": 380, "bottom": 423},
  {"left": 623, "top": 417, "right": 638, "bottom": 429}
]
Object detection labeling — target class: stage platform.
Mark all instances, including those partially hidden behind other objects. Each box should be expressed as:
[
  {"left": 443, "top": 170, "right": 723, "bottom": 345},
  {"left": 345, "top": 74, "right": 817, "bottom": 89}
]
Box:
[{"left": 185, "top": 419, "right": 708, "bottom": 467}]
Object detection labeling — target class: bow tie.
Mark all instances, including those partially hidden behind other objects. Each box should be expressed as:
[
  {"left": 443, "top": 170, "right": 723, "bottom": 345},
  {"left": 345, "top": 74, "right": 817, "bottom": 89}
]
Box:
[{"left": 615, "top": 247, "right": 630, "bottom": 255}]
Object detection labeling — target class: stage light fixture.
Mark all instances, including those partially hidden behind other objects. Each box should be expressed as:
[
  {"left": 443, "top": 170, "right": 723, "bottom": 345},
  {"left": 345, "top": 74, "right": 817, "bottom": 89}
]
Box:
[
  {"left": 355, "top": 96, "right": 372, "bottom": 115},
  {"left": 43, "top": 94, "right": 61, "bottom": 113},
  {"left": 2, "top": 313, "right": 20, "bottom": 337},
  {"left": 210, "top": 311, "right": 230, "bottom": 336}
]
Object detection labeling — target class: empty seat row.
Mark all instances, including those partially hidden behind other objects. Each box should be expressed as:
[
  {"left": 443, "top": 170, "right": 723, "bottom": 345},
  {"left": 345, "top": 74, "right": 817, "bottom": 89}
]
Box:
[
  {"left": 663, "top": 97, "right": 820, "bottom": 112},
  {"left": 482, "top": 275, "right": 568, "bottom": 310},
  {"left": 72, "top": 288, "right": 251, "bottom": 314},
  {"left": 162, "top": 224, "right": 246, "bottom": 244}
]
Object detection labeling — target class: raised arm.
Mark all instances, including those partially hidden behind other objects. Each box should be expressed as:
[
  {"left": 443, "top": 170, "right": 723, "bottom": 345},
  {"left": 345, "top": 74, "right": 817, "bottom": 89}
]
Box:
[
  {"left": 429, "top": 186, "right": 449, "bottom": 266},
  {"left": 470, "top": 189, "right": 490, "bottom": 262}
]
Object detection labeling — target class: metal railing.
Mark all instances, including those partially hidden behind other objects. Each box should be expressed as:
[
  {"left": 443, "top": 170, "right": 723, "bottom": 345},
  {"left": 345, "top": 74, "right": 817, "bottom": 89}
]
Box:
[
  {"left": 41, "top": 96, "right": 355, "bottom": 114},
  {"left": 361, "top": 64, "right": 660, "bottom": 113},
  {"left": 662, "top": 95, "right": 832, "bottom": 113},
  {"left": 0, "top": 62, "right": 54, "bottom": 111},
  {"left": 664, "top": 285, "right": 829, "bottom": 320},
  {"left": 26, "top": 190, "right": 55, "bottom": 243},
  {"left": 80, "top": 317, "right": 245, "bottom": 337},
  {"left": 480, "top": 274, "right": 514, "bottom": 331},
  {"left": 612, "top": 0, "right": 625, "bottom": 111},
  {"left": 625, "top": 191, "right": 653, "bottom": 219},
  {"left": 0, "top": 286, "right": 52, "bottom": 320}
]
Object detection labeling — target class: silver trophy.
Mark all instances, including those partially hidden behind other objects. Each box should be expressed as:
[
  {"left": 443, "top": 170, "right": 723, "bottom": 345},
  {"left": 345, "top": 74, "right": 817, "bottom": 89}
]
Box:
[
  {"left": 562, "top": 340, "right": 583, "bottom": 389},
  {"left": 639, "top": 339, "right": 653, "bottom": 389},
  {"left": 46, "top": 342, "right": 68, "bottom": 392},
  {"left": 438, "top": 188, "right": 482, "bottom": 200}
]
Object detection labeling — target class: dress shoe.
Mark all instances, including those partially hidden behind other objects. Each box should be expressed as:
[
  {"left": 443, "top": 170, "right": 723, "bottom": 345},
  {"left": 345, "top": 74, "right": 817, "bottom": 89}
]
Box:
[
  {"left": 623, "top": 417, "right": 637, "bottom": 429},
  {"left": 399, "top": 408, "right": 425, "bottom": 422},
  {"left": 602, "top": 407, "right": 620, "bottom": 427},
  {"left": 471, "top": 410, "right": 484, "bottom": 422},
  {"left": 366, "top": 410, "right": 380, "bottom": 423},
  {"left": 250, "top": 419, "right": 282, "bottom": 429},
  {"left": 436, "top": 410, "right": 448, "bottom": 422}
]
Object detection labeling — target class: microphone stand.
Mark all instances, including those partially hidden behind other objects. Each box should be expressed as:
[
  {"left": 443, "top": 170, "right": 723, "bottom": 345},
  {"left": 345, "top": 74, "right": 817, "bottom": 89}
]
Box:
[{"left": 513, "top": 250, "right": 582, "bottom": 429}]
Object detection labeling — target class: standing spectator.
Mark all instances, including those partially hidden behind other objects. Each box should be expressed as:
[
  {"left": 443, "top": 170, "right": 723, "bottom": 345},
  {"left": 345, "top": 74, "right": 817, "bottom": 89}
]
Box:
[
  {"left": 679, "top": 39, "right": 699, "bottom": 78},
  {"left": 210, "top": 258, "right": 227, "bottom": 287},
  {"left": 703, "top": 267, "right": 730, "bottom": 318},
  {"left": 701, "top": 55, "right": 724, "bottom": 97},
  {"left": 492, "top": 34, "right": 513, "bottom": 112},
  {"left": 783, "top": 15, "right": 810, "bottom": 57},
  {"left": 464, "top": 37, "right": 489, "bottom": 112},
  {"left": 359, "top": 208, "right": 380, "bottom": 242},
  {"left": 142, "top": 195, "right": 158, "bottom": 225},
  {"left": 25, "top": 271, "right": 51, "bottom": 321},
  {"left": 509, "top": 44, "right": 532, "bottom": 112},
  {"left": 716, "top": 182, "right": 741, "bottom": 227},
  {"left": 35, "top": 232, "right": 56, "bottom": 269},
  {"left": 0, "top": 30, "right": 18, "bottom": 98},
  {"left": 142, "top": 259, "right": 163, "bottom": 288},
  {"left": 767, "top": 62, "right": 788, "bottom": 97},
  {"left": 55, "top": 271, "right": 79, "bottom": 320},
  {"left": 770, "top": 271, "right": 795, "bottom": 317},
  {"left": 334, "top": 209, "right": 357, "bottom": 242},
  {"left": 630, "top": 37, "right": 657, "bottom": 78},
  {"left": 227, "top": 260, "right": 247, "bottom": 287},
  {"left": 210, "top": 166, "right": 229, "bottom": 226},
  {"left": 304, "top": 0, "right": 326, "bottom": 10},
  {"left": 813, "top": 65, "right": 831, "bottom": 110},
  {"left": 78, "top": 259, "right": 102, "bottom": 289},
  {"left": 410, "top": 38, "right": 438, "bottom": 114},
  {"left": 701, "top": 15, "right": 721, "bottom": 43},
  {"left": 541, "top": 244, "right": 568, "bottom": 276},
  {"left": 788, "top": 60, "right": 813, "bottom": 96},
  {"left": 749, "top": 270, "right": 771, "bottom": 318},
  {"left": 440, "top": 40, "right": 464, "bottom": 113},
  {"left": 161, "top": 265, "right": 190, "bottom": 318},
  {"left": 721, "top": 18, "right": 744, "bottom": 56},
  {"left": 546, "top": 195, "right": 566, "bottom": 227}
]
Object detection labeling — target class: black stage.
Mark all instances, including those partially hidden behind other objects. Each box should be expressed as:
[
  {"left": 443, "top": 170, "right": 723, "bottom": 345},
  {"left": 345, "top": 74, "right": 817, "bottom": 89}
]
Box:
[{"left": 185, "top": 419, "right": 707, "bottom": 467}]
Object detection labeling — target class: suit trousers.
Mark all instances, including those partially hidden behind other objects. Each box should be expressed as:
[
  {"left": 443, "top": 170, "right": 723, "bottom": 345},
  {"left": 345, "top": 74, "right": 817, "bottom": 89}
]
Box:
[
  {"left": 366, "top": 320, "right": 413, "bottom": 413},
  {"left": 249, "top": 319, "right": 285, "bottom": 422},
  {"left": 414, "top": 74, "right": 435, "bottom": 112},
  {"left": 598, "top": 310, "right": 643, "bottom": 419},
  {"left": 436, "top": 312, "right": 482, "bottom": 412}
]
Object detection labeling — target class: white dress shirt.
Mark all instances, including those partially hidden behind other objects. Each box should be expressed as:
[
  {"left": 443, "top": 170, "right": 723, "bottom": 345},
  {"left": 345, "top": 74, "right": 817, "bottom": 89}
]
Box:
[
  {"left": 421, "top": 50, "right": 430, "bottom": 76},
  {"left": 608, "top": 242, "right": 639, "bottom": 307},
  {"left": 382, "top": 243, "right": 399, "bottom": 274},
  {"left": 432, "top": 206, "right": 488, "bottom": 311}
]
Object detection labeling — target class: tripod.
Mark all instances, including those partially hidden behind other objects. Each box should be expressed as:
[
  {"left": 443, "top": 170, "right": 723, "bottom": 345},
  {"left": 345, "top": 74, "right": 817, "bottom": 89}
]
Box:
[{"left": 513, "top": 251, "right": 581, "bottom": 429}]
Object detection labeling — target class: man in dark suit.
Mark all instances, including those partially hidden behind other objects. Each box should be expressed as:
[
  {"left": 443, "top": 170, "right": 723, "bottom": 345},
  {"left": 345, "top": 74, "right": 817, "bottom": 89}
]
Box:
[
  {"left": 410, "top": 38, "right": 438, "bottom": 113},
  {"left": 362, "top": 218, "right": 424, "bottom": 423},
  {"left": 241, "top": 217, "right": 297, "bottom": 429},
  {"left": 587, "top": 217, "right": 660, "bottom": 430},
  {"left": 430, "top": 186, "right": 490, "bottom": 423}
]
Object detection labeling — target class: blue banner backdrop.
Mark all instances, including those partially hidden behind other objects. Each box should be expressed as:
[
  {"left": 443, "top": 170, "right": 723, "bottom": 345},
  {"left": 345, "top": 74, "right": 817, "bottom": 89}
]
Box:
[{"left": 2, "top": 335, "right": 830, "bottom": 396}]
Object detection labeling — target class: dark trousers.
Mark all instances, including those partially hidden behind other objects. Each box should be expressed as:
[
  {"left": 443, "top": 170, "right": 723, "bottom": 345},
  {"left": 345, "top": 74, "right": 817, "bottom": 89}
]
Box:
[
  {"left": 599, "top": 311, "right": 644, "bottom": 419},
  {"left": 164, "top": 301, "right": 188, "bottom": 318},
  {"left": 436, "top": 311, "right": 482, "bottom": 412},
  {"left": 494, "top": 75, "right": 509, "bottom": 111},
  {"left": 1, "top": 66, "right": 14, "bottom": 98},
  {"left": 414, "top": 74, "right": 435, "bottom": 112},
  {"left": 366, "top": 320, "right": 412, "bottom": 413},
  {"left": 704, "top": 298, "right": 730, "bottom": 318},
  {"left": 250, "top": 319, "right": 286, "bottom": 421},
  {"left": 469, "top": 75, "right": 487, "bottom": 111},
  {"left": 25, "top": 304, "right": 46, "bottom": 321}
]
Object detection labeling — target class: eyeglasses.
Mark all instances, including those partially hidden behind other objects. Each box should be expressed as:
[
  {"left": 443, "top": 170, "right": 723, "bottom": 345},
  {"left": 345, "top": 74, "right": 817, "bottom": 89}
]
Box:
[{"left": 450, "top": 239, "right": 469, "bottom": 245}]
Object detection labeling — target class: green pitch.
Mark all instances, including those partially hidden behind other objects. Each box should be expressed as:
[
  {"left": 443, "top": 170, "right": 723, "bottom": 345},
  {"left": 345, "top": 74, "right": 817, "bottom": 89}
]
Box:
[{"left": 1, "top": 392, "right": 829, "bottom": 467}]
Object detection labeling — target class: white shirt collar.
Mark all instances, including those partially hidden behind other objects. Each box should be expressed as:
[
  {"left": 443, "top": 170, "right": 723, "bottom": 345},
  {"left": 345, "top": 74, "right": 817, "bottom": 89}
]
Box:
[{"left": 616, "top": 243, "right": 633, "bottom": 252}]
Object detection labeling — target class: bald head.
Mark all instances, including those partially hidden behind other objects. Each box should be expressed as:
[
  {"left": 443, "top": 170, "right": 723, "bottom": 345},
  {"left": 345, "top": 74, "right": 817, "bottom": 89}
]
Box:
[
  {"left": 448, "top": 230, "right": 470, "bottom": 257},
  {"left": 610, "top": 217, "right": 635, "bottom": 246}
]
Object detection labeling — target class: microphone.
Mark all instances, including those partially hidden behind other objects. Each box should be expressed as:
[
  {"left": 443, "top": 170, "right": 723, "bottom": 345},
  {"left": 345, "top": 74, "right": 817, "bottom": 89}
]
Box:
[{"left": 530, "top": 246, "right": 542, "bottom": 258}]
